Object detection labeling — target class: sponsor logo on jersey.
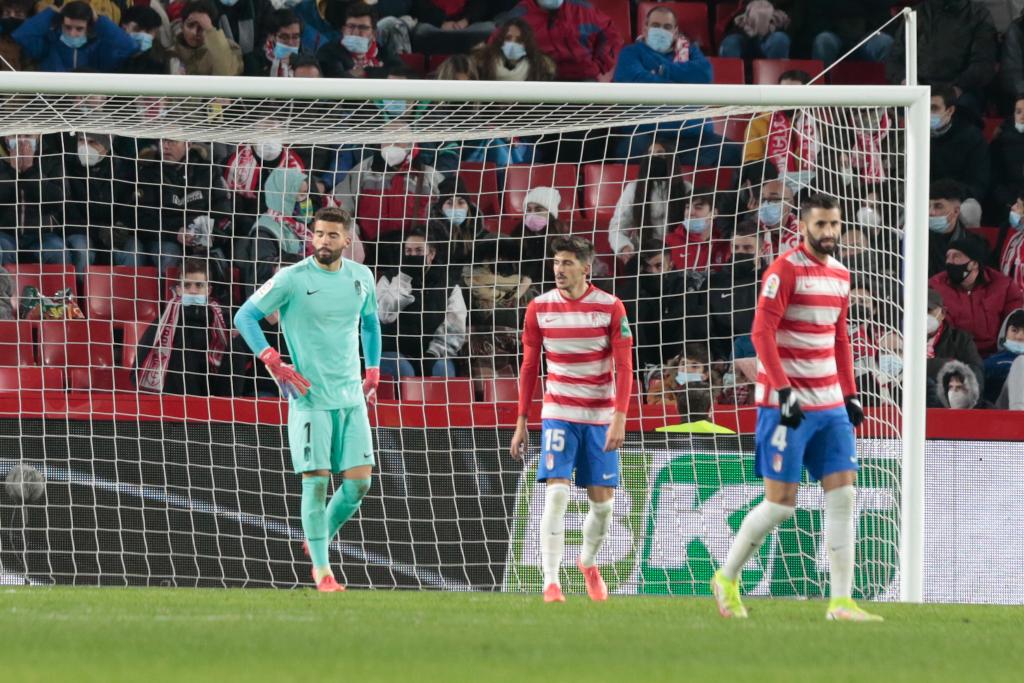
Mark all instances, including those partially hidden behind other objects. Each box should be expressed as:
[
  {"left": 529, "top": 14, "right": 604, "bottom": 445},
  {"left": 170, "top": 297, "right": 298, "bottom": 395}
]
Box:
[
  {"left": 254, "top": 277, "right": 275, "bottom": 300},
  {"left": 619, "top": 315, "right": 632, "bottom": 338},
  {"left": 762, "top": 273, "right": 780, "bottom": 300}
]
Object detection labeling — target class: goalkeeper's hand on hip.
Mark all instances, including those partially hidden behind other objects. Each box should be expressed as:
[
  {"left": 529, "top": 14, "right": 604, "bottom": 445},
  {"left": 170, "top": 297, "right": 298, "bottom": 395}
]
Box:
[
  {"left": 777, "top": 387, "right": 804, "bottom": 429},
  {"left": 258, "top": 348, "right": 311, "bottom": 399}
]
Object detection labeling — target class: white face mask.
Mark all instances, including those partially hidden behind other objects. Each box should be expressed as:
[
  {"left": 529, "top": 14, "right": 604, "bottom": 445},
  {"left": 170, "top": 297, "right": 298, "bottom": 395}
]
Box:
[
  {"left": 1016, "top": 122, "right": 1024, "bottom": 134},
  {"left": 77, "top": 143, "right": 102, "bottom": 167},
  {"left": 255, "top": 141, "right": 283, "bottom": 161},
  {"left": 947, "top": 388, "right": 973, "bottom": 409},
  {"left": 381, "top": 145, "right": 409, "bottom": 167},
  {"left": 927, "top": 314, "right": 940, "bottom": 335},
  {"left": 857, "top": 206, "right": 880, "bottom": 228}
]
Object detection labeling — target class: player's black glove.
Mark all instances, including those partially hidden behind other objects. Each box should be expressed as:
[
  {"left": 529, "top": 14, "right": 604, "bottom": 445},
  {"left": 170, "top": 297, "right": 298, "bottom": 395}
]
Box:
[
  {"left": 778, "top": 387, "right": 804, "bottom": 429},
  {"left": 845, "top": 395, "right": 865, "bottom": 428}
]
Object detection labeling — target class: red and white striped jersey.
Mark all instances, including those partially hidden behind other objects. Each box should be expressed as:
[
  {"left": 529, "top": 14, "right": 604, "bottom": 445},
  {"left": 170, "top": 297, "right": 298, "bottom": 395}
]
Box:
[
  {"left": 522, "top": 285, "right": 632, "bottom": 424},
  {"left": 752, "top": 244, "right": 857, "bottom": 410}
]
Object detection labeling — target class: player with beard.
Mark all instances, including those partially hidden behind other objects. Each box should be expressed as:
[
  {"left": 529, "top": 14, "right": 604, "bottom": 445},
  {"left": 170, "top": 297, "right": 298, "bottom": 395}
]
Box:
[
  {"left": 234, "top": 207, "right": 381, "bottom": 592},
  {"left": 710, "top": 194, "right": 882, "bottom": 622}
]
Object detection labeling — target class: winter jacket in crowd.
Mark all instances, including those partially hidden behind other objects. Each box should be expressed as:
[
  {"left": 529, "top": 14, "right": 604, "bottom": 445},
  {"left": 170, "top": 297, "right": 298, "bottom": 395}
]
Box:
[
  {"left": 12, "top": 7, "right": 136, "bottom": 72},
  {"left": 929, "top": 266, "right": 1024, "bottom": 356},
  {"left": 168, "top": 25, "right": 243, "bottom": 75},
  {"left": 930, "top": 117, "right": 991, "bottom": 201},
  {"left": 983, "top": 307, "right": 1024, "bottom": 407}
]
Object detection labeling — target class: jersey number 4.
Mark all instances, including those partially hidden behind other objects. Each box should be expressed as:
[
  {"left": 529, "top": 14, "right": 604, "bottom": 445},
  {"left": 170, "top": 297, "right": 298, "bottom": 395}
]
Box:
[
  {"left": 770, "top": 425, "right": 788, "bottom": 451},
  {"left": 544, "top": 429, "right": 566, "bottom": 453}
]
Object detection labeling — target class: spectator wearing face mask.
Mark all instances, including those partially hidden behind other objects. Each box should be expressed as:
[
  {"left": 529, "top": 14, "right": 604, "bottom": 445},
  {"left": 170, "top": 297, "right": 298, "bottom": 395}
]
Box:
[
  {"left": 997, "top": 186, "right": 1024, "bottom": 291},
  {"left": 745, "top": 177, "right": 799, "bottom": 261},
  {"left": 0, "top": 0, "right": 33, "bottom": 71},
  {"left": 500, "top": 185, "right": 567, "bottom": 288},
  {"left": 929, "top": 239, "right": 1024, "bottom": 357},
  {"left": 12, "top": 0, "right": 136, "bottom": 72},
  {"left": 426, "top": 177, "right": 488, "bottom": 274},
  {"left": 0, "top": 133, "right": 65, "bottom": 266},
  {"left": 317, "top": 2, "right": 401, "bottom": 78},
  {"left": 926, "top": 178, "right": 988, "bottom": 278},
  {"left": 496, "top": 0, "right": 621, "bottom": 82},
  {"left": 607, "top": 141, "right": 689, "bottom": 261},
  {"left": 701, "top": 220, "right": 766, "bottom": 363},
  {"left": 934, "top": 362, "right": 983, "bottom": 409},
  {"left": 135, "top": 258, "right": 231, "bottom": 396},
  {"left": 983, "top": 308, "right": 1024, "bottom": 408},
  {"left": 925, "top": 287, "right": 985, "bottom": 402},
  {"left": 654, "top": 344, "right": 716, "bottom": 421},
  {"left": 989, "top": 97, "right": 1024, "bottom": 217},
  {"left": 245, "top": 8, "right": 305, "bottom": 77},
  {"left": 224, "top": 139, "right": 307, "bottom": 218},
  {"left": 665, "top": 190, "right": 730, "bottom": 274},
  {"left": 120, "top": 5, "right": 167, "bottom": 74},
  {"left": 376, "top": 226, "right": 467, "bottom": 378},
  {"left": 929, "top": 85, "right": 989, "bottom": 209},
  {"left": 472, "top": 17, "right": 554, "bottom": 81},
  {"left": 168, "top": 0, "right": 243, "bottom": 75}
]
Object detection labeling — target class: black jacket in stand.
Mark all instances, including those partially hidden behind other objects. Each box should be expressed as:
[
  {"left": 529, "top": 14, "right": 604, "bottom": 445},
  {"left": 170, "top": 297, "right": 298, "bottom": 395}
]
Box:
[
  {"left": 134, "top": 304, "right": 231, "bottom": 397},
  {"left": 930, "top": 118, "right": 991, "bottom": 202}
]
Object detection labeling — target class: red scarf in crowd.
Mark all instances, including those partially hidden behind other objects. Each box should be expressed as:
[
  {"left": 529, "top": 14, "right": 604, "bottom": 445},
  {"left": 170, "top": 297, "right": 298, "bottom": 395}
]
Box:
[
  {"left": 850, "top": 111, "right": 890, "bottom": 181},
  {"left": 927, "top": 320, "right": 945, "bottom": 359},
  {"left": 262, "top": 37, "right": 294, "bottom": 78},
  {"left": 350, "top": 38, "right": 383, "bottom": 70},
  {"left": 432, "top": 0, "right": 468, "bottom": 17},
  {"left": 225, "top": 144, "right": 305, "bottom": 198},
  {"left": 138, "top": 295, "right": 229, "bottom": 392},
  {"left": 1000, "top": 230, "right": 1024, "bottom": 290},
  {"left": 265, "top": 208, "right": 316, "bottom": 256},
  {"left": 766, "top": 110, "right": 817, "bottom": 175}
]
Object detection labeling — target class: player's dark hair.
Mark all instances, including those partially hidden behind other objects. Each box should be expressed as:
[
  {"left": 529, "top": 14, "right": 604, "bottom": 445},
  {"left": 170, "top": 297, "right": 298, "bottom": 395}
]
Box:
[
  {"left": 549, "top": 235, "right": 595, "bottom": 264},
  {"left": 313, "top": 206, "right": 351, "bottom": 229},
  {"left": 801, "top": 193, "right": 839, "bottom": 215},
  {"left": 182, "top": 257, "right": 208, "bottom": 279},
  {"left": 933, "top": 83, "right": 958, "bottom": 109}
]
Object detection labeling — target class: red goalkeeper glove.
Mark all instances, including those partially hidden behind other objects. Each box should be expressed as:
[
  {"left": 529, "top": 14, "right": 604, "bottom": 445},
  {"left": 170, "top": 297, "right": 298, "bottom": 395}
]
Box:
[
  {"left": 363, "top": 367, "right": 380, "bottom": 406},
  {"left": 258, "top": 347, "right": 311, "bottom": 399}
]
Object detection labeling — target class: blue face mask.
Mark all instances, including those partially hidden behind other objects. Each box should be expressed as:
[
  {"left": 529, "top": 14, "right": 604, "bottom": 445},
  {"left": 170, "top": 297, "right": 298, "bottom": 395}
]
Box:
[
  {"left": 381, "top": 99, "right": 408, "bottom": 116},
  {"left": 645, "top": 27, "right": 674, "bottom": 53},
  {"left": 684, "top": 216, "right": 711, "bottom": 234},
  {"left": 877, "top": 353, "right": 903, "bottom": 378},
  {"left": 676, "top": 371, "right": 703, "bottom": 385},
  {"left": 537, "top": 0, "right": 563, "bottom": 9},
  {"left": 130, "top": 32, "right": 153, "bottom": 53},
  {"left": 60, "top": 32, "right": 87, "bottom": 49},
  {"left": 181, "top": 293, "right": 207, "bottom": 306},
  {"left": 928, "top": 215, "right": 950, "bottom": 233},
  {"left": 220, "top": 0, "right": 240, "bottom": 6},
  {"left": 273, "top": 41, "right": 299, "bottom": 60},
  {"left": 341, "top": 34, "right": 370, "bottom": 55},
  {"left": 1005, "top": 339, "right": 1024, "bottom": 354},
  {"left": 930, "top": 114, "right": 944, "bottom": 132},
  {"left": 1011, "top": 210, "right": 1023, "bottom": 230},
  {"left": 501, "top": 40, "right": 526, "bottom": 62},
  {"left": 758, "top": 201, "right": 782, "bottom": 226},
  {"left": 443, "top": 206, "right": 468, "bottom": 225}
]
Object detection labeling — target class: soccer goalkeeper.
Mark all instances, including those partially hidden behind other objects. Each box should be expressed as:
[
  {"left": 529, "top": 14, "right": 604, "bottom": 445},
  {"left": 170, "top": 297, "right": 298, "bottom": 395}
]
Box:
[{"left": 234, "top": 207, "right": 381, "bottom": 593}]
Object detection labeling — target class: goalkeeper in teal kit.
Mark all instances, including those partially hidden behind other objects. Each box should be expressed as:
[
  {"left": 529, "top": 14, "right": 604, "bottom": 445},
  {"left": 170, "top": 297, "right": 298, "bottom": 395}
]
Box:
[{"left": 234, "top": 207, "right": 381, "bottom": 593}]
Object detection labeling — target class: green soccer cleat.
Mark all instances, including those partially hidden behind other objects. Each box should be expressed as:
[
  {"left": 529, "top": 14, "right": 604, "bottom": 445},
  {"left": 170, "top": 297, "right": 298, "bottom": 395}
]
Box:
[
  {"left": 826, "top": 597, "right": 883, "bottom": 622},
  {"left": 711, "top": 570, "right": 748, "bottom": 619}
]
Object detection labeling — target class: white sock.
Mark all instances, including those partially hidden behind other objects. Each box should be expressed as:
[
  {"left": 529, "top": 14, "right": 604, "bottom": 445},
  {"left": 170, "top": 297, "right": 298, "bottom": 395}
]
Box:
[
  {"left": 579, "top": 498, "right": 614, "bottom": 568},
  {"left": 721, "top": 500, "right": 795, "bottom": 581},
  {"left": 825, "top": 485, "right": 856, "bottom": 600},
  {"left": 539, "top": 484, "right": 570, "bottom": 587}
]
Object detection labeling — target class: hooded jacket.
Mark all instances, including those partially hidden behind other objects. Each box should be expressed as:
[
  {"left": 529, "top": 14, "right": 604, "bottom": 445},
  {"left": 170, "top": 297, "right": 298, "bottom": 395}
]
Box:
[
  {"left": 983, "top": 307, "right": 1024, "bottom": 407},
  {"left": 12, "top": 7, "right": 136, "bottom": 73},
  {"left": 934, "top": 358, "right": 982, "bottom": 408},
  {"left": 500, "top": 0, "right": 623, "bottom": 81},
  {"left": 929, "top": 267, "right": 1024, "bottom": 356}
]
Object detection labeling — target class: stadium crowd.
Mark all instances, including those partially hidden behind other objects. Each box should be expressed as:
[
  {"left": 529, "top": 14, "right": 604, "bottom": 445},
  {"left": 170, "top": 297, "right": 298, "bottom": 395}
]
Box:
[{"left": 0, "top": 0, "right": 1023, "bottom": 413}]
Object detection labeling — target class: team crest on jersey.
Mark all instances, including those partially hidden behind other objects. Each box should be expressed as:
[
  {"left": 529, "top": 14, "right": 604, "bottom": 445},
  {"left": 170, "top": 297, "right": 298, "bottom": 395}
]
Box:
[
  {"left": 762, "top": 273, "right": 781, "bottom": 300},
  {"left": 546, "top": 453, "right": 554, "bottom": 470},
  {"left": 772, "top": 453, "right": 783, "bottom": 473}
]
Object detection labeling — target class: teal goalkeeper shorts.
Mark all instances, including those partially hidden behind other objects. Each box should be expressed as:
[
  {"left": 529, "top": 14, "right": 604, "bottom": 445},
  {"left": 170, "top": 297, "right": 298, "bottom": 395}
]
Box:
[{"left": 287, "top": 404, "right": 375, "bottom": 474}]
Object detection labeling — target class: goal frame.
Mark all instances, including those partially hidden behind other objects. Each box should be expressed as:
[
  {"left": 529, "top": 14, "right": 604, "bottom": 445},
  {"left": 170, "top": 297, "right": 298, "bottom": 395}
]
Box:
[{"left": 0, "top": 70, "right": 930, "bottom": 602}]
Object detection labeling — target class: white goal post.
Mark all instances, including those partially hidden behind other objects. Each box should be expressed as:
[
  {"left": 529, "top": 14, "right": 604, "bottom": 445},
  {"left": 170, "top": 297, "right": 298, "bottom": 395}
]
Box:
[{"left": 0, "top": 70, "right": 929, "bottom": 602}]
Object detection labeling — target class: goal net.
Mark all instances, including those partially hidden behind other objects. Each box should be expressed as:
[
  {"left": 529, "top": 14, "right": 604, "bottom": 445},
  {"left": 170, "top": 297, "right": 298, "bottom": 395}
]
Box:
[{"left": 0, "top": 73, "right": 927, "bottom": 600}]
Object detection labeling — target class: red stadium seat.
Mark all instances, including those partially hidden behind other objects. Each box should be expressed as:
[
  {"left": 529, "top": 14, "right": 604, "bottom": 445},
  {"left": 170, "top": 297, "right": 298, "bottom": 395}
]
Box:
[
  {"left": 826, "top": 60, "right": 887, "bottom": 86},
  {"left": 0, "top": 366, "right": 63, "bottom": 392},
  {"left": 6, "top": 263, "right": 77, "bottom": 315},
  {"left": 399, "top": 53, "right": 426, "bottom": 76},
  {"left": 707, "top": 56, "right": 744, "bottom": 84},
  {"left": 427, "top": 53, "right": 450, "bottom": 75},
  {"left": 501, "top": 163, "right": 581, "bottom": 233},
  {"left": 682, "top": 165, "right": 737, "bottom": 191},
  {"left": 714, "top": 1, "right": 740, "bottom": 48},
  {"left": 969, "top": 226, "right": 1001, "bottom": 254},
  {"left": 581, "top": 163, "right": 640, "bottom": 229},
  {"left": 591, "top": 0, "right": 633, "bottom": 46},
  {"left": 481, "top": 377, "right": 542, "bottom": 403},
  {"left": 712, "top": 114, "right": 753, "bottom": 143},
  {"left": 0, "top": 320, "right": 36, "bottom": 366},
  {"left": 39, "top": 319, "right": 122, "bottom": 390},
  {"left": 636, "top": 2, "right": 710, "bottom": 48},
  {"left": 752, "top": 58, "right": 825, "bottom": 85},
  {"left": 399, "top": 377, "right": 474, "bottom": 404},
  {"left": 455, "top": 161, "right": 501, "bottom": 225},
  {"left": 84, "top": 266, "right": 160, "bottom": 322}
]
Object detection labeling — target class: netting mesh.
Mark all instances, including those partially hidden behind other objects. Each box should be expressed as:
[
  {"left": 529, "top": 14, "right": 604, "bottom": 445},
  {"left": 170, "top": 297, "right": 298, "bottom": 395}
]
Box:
[{"left": 0, "top": 84, "right": 911, "bottom": 600}]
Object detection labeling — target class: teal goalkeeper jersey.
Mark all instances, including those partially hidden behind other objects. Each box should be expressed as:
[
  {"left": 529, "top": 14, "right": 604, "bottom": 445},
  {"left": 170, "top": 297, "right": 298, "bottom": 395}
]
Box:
[{"left": 250, "top": 256, "right": 377, "bottom": 411}]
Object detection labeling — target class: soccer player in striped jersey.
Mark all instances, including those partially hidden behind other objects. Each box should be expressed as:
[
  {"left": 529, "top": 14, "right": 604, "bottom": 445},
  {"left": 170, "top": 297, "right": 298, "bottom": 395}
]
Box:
[
  {"left": 234, "top": 207, "right": 381, "bottom": 593},
  {"left": 510, "top": 236, "right": 634, "bottom": 603},
  {"left": 711, "top": 193, "right": 883, "bottom": 622}
]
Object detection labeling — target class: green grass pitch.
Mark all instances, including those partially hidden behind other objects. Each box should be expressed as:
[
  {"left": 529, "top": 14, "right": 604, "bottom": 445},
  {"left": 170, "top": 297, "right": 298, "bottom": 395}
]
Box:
[{"left": 1, "top": 587, "right": 1020, "bottom": 682}]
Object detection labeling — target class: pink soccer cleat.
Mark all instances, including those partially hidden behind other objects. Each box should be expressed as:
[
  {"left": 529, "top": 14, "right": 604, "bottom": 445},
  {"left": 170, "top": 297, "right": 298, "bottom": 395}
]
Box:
[
  {"left": 577, "top": 557, "right": 608, "bottom": 601},
  {"left": 543, "top": 583, "right": 566, "bottom": 603},
  {"left": 315, "top": 573, "right": 346, "bottom": 593}
]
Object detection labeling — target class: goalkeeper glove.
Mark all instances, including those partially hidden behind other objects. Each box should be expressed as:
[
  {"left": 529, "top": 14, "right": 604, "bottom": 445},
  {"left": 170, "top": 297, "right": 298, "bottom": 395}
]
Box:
[
  {"left": 845, "top": 395, "right": 865, "bottom": 428},
  {"left": 363, "top": 367, "right": 380, "bottom": 406},
  {"left": 777, "top": 387, "right": 804, "bottom": 429},
  {"left": 258, "top": 347, "right": 311, "bottom": 399}
]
